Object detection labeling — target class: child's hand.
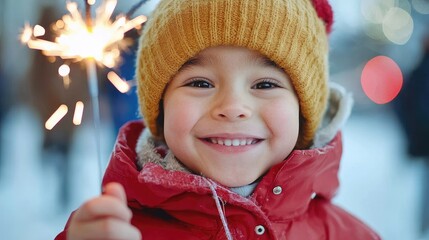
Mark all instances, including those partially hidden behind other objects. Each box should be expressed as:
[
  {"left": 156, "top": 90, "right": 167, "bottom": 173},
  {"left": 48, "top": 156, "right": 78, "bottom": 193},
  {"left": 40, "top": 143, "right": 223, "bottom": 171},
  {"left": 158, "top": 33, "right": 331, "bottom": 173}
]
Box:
[{"left": 67, "top": 182, "right": 142, "bottom": 240}]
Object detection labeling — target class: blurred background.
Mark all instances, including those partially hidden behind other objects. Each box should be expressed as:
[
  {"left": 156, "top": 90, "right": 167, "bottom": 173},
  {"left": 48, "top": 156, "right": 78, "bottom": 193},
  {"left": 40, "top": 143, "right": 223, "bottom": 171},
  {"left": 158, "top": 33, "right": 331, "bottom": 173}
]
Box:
[{"left": 0, "top": 0, "right": 428, "bottom": 239}]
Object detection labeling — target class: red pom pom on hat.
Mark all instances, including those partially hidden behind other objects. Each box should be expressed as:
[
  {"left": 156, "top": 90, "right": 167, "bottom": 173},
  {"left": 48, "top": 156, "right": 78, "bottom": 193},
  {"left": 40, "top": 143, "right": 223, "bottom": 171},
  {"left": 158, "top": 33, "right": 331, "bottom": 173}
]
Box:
[{"left": 311, "top": 0, "right": 334, "bottom": 33}]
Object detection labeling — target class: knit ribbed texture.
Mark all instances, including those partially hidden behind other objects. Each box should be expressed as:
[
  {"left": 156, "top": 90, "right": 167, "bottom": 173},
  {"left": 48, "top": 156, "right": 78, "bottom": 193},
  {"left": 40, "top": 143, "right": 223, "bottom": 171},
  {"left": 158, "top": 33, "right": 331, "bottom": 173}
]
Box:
[{"left": 136, "top": 0, "right": 332, "bottom": 149}]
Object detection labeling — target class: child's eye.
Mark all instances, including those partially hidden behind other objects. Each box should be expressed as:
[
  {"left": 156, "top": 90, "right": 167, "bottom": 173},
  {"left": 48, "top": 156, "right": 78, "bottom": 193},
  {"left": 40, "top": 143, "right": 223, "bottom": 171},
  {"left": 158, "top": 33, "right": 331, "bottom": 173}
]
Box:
[
  {"left": 185, "top": 79, "right": 214, "bottom": 88},
  {"left": 252, "top": 79, "right": 281, "bottom": 89}
]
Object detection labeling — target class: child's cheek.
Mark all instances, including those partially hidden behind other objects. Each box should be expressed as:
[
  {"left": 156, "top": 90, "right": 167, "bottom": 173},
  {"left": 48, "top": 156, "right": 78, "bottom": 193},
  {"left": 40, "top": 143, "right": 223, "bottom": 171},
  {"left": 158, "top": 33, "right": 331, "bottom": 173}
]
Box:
[
  {"left": 163, "top": 96, "right": 202, "bottom": 139},
  {"left": 262, "top": 98, "right": 300, "bottom": 144}
]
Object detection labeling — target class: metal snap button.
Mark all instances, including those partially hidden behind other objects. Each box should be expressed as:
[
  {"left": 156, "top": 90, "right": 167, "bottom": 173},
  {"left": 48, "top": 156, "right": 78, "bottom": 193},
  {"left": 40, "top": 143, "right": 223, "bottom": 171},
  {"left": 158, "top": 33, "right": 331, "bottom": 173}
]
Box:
[
  {"left": 255, "top": 225, "right": 265, "bottom": 235},
  {"left": 272, "top": 186, "right": 282, "bottom": 195}
]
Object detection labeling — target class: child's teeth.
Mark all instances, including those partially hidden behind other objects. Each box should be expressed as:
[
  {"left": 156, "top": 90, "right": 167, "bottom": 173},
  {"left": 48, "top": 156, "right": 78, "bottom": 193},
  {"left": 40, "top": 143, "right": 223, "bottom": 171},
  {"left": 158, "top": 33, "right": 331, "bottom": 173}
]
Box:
[
  {"left": 232, "top": 139, "right": 240, "bottom": 146},
  {"left": 210, "top": 138, "right": 257, "bottom": 146}
]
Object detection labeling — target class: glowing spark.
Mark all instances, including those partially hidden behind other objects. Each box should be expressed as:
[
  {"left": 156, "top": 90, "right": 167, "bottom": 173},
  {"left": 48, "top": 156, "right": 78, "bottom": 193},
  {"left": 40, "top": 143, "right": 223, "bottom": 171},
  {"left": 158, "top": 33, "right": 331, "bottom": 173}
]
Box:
[
  {"left": 73, "top": 101, "right": 84, "bottom": 125},
  {"left": 107, "top": 71, "right": 130, "bottom": 93},
  {"left": 59, "top": 64, "right": 71, "bottom": 88},
  {"left": 55, "top": 20, "right": 65, "bottom": 29},
  {"left": 88, "top": 0, "right": 96, "bottom": 6},
  {"left": 58, "top": 64, "right": 70, "bottom": 77},
  {"left": 45, "top": 105, "right": 68, "bottom": 130},
  {"left": 20, "top": 0, "right": 147, "bottom": 67},
  {"left": 20, "top": 23, "right": 33, "bottom": 43},
  {"left": 33, "top": 25, "right": 46, "bottom": 37}
]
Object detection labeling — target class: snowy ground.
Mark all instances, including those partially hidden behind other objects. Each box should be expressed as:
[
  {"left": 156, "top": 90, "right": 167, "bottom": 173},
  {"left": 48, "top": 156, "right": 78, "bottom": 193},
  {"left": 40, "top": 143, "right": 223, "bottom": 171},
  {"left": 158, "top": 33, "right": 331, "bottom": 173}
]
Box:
[{"left": 0, "top": 105, "right": 428, "bottom": 240}]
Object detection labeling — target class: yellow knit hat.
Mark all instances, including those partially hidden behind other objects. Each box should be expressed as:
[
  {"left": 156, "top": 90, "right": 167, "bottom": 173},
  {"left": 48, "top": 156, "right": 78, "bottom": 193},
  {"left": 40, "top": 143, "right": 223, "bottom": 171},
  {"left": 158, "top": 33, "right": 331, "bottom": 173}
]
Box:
[{"left": 136, "top": 0, "right": 333, "bottom": 149}]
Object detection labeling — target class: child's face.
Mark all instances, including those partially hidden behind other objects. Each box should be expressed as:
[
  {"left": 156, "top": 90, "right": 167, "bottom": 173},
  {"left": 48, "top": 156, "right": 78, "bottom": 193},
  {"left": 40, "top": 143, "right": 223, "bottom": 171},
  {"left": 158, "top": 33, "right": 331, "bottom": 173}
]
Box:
[{"left": 163, "top": 46, "right": 299, "bottom": 187}]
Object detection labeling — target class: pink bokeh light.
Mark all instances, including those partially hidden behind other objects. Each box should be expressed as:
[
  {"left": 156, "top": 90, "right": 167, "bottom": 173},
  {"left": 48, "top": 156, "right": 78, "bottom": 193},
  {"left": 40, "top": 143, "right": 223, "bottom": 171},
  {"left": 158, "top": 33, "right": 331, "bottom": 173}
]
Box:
[{"left": 361, "top": 55, "right": 403, "bottom": 104}]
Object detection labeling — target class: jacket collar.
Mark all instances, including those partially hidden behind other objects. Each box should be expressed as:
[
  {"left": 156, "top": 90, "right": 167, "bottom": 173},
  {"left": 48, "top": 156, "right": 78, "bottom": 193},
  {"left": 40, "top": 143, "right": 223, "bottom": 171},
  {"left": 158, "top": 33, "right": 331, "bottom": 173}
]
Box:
[{"left": 104, "top": 124, "right": 343, "bottom": 222}]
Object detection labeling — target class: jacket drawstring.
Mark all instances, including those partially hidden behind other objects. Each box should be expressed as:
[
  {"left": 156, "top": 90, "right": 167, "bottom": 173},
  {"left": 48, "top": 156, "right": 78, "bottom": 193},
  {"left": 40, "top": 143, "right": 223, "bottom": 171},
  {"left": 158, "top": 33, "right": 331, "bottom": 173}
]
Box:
[{"left": 204, "top": 178, "right": 233, "bottom": 240}]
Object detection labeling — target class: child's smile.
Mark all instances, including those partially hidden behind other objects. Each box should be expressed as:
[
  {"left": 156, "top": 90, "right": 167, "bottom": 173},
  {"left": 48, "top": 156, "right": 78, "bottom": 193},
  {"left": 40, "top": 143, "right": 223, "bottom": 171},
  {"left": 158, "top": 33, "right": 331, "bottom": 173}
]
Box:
[
  {"left": 163, "top": 46, "right": 300, "bottom": 187},
  {"left": 204, "top": 136, "right": 261, "bottom": 147},
  {"left": 199, "top": 133, "right": 264, "bottom": 153}
]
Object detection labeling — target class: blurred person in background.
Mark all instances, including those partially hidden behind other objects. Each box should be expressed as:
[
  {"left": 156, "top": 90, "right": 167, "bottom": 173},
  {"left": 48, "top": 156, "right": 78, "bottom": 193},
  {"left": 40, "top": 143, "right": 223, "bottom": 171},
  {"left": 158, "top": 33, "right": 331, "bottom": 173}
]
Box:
[{"left": 394, "top": 33, "right": 429, "bottom": 236}]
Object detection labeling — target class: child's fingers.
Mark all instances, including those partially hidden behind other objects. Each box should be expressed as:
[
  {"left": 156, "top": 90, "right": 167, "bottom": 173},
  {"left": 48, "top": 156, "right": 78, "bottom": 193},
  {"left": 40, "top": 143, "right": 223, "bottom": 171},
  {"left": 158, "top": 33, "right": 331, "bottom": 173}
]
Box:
[
  {"left": 102, "top": 182, "right": 127, "bottom": 205},
  {"left": 68, "top": 217, "right": 142, "bottom": 240},
  {"left": 73, "top": 195, "right": 132, "bottom": 222}
]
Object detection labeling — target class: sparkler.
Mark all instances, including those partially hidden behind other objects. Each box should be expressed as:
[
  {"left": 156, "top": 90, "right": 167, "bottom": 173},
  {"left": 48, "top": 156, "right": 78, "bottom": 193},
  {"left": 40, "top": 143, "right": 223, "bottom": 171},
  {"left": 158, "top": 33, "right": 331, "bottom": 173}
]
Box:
[{"left": 21, "top": 0, "right": 148, "bottom": 185}]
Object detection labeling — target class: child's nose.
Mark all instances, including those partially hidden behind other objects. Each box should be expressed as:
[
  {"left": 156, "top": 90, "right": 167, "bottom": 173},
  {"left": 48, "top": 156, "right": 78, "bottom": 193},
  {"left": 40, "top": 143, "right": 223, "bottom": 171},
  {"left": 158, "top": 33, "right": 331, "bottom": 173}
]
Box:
[{"left": 211, "top": 92, "right": 252, "bottom": 121}]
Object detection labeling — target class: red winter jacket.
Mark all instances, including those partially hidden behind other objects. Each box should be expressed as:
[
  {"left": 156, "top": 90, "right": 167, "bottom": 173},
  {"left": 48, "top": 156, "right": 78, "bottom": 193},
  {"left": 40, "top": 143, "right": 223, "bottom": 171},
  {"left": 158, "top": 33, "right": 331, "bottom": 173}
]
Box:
[{"left": 56, "top": 120, "right": 380, "bottom": 240}]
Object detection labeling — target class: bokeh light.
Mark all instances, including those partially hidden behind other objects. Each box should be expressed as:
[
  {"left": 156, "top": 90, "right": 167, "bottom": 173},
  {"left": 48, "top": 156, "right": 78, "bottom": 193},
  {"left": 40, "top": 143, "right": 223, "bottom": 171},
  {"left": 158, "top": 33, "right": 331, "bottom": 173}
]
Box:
[
  {"left": 398, "top": 0, "right": 412, "bottom": 14},
  {"left": 361, "top": 0, "right": 395, "bottom": 24},
  {"left": 412, "top": 0, "right": 429, "bottom": 14},
  {"left": 361, "top": 56, "right": 403, "bottom": 104},
  {"left": 364, "top": 23, "right": 388, "bottom": 42},
  {"left": 382, "top": 7, "right": 414, "bottom": 45},
  {"left": 361, "top": 0, "right": 415, "bottom": 45}
]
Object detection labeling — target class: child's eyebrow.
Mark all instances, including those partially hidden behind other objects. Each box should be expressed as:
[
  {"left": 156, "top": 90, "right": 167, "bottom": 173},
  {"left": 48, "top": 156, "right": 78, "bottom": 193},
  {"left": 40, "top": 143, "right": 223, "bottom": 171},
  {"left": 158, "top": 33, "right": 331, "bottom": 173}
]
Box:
[
  {"left": 257, "top": 56, "right": 282, "bottom": 69},
  {"left": 178, "top": 56, "right": 204, "bottom": 72},
  {"left": 261, "top": 57, "right": 281, "bottom": 69},
  {"left": 177, "top": 52, "right": 283, "bottom": 72}
]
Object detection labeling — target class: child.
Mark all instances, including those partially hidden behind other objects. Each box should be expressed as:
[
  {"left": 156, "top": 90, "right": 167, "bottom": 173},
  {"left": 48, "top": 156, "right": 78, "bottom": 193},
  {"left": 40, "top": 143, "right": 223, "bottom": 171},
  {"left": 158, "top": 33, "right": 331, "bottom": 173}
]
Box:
[{"left": 56, "top": 0, "right": 381, "bottom": 239}]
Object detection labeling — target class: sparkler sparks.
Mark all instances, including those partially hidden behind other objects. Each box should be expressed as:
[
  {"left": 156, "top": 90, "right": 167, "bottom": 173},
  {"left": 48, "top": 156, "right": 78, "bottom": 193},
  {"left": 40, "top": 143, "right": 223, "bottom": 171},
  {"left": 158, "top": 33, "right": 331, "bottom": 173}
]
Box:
[
  {"left": 45, "top": 105, "right": 68, "bottom": 130},
  {"left": 21, "top": 0, "right": 148, "bottom": 186},
  {"left": 107, "top": 71, "right": 131, "bottom": 93},
  {"left": 58, "top": 64, "right": 71, "bottom": 88},
  {"left": 73, "top": 101, "right": 85, "bottom": 125},
  {"left": 21, "top": 0, "right": 147, "bottom": 68}
]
